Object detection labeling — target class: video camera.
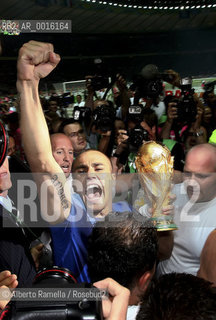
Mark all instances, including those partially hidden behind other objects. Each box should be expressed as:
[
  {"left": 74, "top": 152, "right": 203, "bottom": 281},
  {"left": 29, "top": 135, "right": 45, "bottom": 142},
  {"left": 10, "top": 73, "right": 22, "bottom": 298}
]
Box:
[
  {"left": 132, "top": 64, "right": 174, "bottom": 102},
  {"left": 93, "top": 104, "right": 116, "bottom": 132},
  {"left": 3, "top": 267, "right": 103, "bottom": 320},
  {"left": 89, "top": 59, "right": 111, "bottom": 91}
]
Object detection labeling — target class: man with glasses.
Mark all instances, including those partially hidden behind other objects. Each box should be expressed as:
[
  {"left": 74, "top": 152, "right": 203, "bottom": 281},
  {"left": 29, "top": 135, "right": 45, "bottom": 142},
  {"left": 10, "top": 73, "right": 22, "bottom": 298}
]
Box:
[{"left": 59, "top": 120, "right": 89, "bottom": 158}]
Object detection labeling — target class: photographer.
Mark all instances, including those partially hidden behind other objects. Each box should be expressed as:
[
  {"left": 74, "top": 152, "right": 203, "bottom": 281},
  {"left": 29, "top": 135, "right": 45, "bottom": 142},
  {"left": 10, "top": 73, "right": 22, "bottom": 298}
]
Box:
[
  {"left": 74, "top": 76, "right": 114, "bottom": 152},
  {"left": 182, "top": 105, "right": 207, "bottom": 154},
  {"left": 91, "top": 100, "right": 117, "bottom": 156},
  {"left": 201, "top": 105, "right": 214, "bottom": 140},
  {"left": 83, "top": 73, "right": 130, "bottom": 155},
  {"left": 160, "top": 91, "right": 207, "bottom": 154},
  {"left": 110, "top": 66, "right": 185, "bottom": 173},
  {"left": 114, "top": 74, "right": 131, "bottom": 121},
  {"left": 113, "top": 108, "right": 158, "bottom": 174},
  {"left": 202, "top": 81, "right": 216, "bottom": 139},
  {"left": 113, "top": 109, "right": 185, "bottom": 188},
  {"left": 132, "top": 66, "right": 181, "bottom": 122}
]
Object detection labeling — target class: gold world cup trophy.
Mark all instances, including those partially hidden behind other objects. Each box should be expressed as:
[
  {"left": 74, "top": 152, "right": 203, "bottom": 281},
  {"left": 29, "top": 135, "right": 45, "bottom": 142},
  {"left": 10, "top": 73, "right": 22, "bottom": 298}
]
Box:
[{"left": 135, "top": 141, "right": 177, "bottom": 231}]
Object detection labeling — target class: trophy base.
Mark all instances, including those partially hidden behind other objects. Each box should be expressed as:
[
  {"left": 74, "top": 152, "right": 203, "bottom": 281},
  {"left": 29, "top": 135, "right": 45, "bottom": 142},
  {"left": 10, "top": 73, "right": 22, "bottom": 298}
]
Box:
[{"left": 151, "top": 216, "right": 178, "bottom": 231}]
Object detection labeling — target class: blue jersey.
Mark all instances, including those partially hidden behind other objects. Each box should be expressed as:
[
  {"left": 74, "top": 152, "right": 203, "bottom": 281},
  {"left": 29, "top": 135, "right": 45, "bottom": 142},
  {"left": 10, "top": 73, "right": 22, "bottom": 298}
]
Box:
[{"left": 50, "top": 193, "right": 131, "bottom": 282}]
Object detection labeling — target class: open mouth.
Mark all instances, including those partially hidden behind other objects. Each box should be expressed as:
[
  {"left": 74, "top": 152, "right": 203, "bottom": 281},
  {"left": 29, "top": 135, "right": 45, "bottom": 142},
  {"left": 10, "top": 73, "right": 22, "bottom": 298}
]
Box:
[
  {"left": 85, "top": 183, "right": 103, "bottom": 202},
  {"left": 61, "top": 164, "right": 70, "bottom": 173}
]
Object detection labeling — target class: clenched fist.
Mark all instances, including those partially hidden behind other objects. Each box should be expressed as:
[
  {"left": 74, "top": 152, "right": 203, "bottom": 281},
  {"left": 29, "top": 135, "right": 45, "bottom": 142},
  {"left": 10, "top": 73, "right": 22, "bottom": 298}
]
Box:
[{"left": 17, "top": 40, "right": 60, "bottom": 82}]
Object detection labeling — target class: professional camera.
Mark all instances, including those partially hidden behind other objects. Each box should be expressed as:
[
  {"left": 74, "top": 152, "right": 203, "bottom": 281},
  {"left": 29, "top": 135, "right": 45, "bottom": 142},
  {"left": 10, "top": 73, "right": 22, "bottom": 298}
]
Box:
[
  {"left": 127, "top": 106, "right": 150, "bottom": 149},
  {"left": 117, "top": 124, "right": 149, "bottom": 166},
  {"left": 73, "top": 106, "right": 92, "bottom": 123},
  {"left": 127, "top": 105, "right": 144, "bottom": 124},
  {"left": 89, "top": 58, "right": 111, "bottom": 91},
  {"left": 128, "top": 125, "right": 149, "bottom": 150},
  {"left": 174, "top": 77, "right": 197, "bottom": 123},
  {"left": 0, "top": 122, "right": 8, "bottom": 167},
  {"left": 132, "top": 74, "right": 163, "bottom": 100},
  {"left": 93, "top": 104, "right": 116, "bottom": 132},
  {"left": 90, "top": 76, "right": 110, "bottom": 91},
  {"left": 132, "top": 64, "right": 174, "bottom": 101},
  {"left": 3, "top": 267, "right": 103, "bottom": 320}
]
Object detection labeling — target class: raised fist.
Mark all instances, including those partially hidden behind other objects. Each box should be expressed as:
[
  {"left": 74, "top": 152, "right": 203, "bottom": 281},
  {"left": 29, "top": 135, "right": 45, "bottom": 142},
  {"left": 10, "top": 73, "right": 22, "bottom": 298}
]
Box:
[{"left": 17, "top": 40, "right": 60, "bottom": 81}]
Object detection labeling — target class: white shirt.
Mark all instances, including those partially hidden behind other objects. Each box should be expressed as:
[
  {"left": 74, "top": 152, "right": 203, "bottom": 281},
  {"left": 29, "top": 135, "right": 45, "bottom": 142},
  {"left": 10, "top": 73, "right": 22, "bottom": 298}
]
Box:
[
  {"left": 0, "top": 195, "right": 13, "bottom": 212},
  {"left": 157, "top": 183, "right": 216, "bottom": 276},
  {"left": 126, "top": 305, "right": 140, "bottom": 320}
]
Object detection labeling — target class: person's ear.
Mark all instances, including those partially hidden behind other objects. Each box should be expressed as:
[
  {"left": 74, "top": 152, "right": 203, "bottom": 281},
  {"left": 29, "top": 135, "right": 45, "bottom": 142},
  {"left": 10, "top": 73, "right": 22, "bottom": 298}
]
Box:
[{"left": 138, "top": 271, "right": 152, "bottom": 293}]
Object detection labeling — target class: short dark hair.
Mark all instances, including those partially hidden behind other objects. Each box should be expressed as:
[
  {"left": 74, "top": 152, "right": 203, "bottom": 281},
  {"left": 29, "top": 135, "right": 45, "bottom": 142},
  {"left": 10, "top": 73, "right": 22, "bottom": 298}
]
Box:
[
  {"left": 72, "top": 149, "right": 112, "bottom": 172},
  {"left": 88, "top": 211, "right": 158, "bottom": 290},
  {"left": 58, "top": 118, "right": 82, "bottom": 133},
  {"left": 136, "top": 273, "right": 216, "bottom": 320}
]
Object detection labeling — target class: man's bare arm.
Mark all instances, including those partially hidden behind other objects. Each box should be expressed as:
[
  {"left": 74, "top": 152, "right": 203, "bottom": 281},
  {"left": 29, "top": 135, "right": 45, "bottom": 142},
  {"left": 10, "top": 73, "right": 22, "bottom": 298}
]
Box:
[
  {"left": 17, "top": 41, "right": 71, "bottom": 224},
  {"left": 197, "top": 230, "right": 216, "bottom": 286}
]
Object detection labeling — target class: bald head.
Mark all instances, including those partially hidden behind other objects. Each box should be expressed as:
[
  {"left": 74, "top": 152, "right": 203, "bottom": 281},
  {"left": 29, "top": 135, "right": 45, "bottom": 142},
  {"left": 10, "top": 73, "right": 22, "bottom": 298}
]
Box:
[
  {"left": 184, "top": 143, "right": 216, "bottom": 202},
  {"left": 50, "top": 133, "right": 73, "bottom": 178},
  {"left": 50, "top": 133, "right": 72, "bottom": 149},
  {"left": 185, "top": 144, "right": 216, "bottom": 173}
]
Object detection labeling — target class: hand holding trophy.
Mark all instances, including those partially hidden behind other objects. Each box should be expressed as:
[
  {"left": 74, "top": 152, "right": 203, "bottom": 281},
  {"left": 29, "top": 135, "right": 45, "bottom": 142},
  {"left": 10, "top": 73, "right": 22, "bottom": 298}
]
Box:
[{"left": 135, "top": 141, "right": 177, "bottom": 231}]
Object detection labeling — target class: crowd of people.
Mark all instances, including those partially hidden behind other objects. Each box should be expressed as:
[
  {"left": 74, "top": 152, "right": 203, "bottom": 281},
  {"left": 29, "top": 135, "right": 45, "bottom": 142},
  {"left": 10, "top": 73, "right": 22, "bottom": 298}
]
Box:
[{"left": 0, "top": 40, "right": 215, "bottom": 319}]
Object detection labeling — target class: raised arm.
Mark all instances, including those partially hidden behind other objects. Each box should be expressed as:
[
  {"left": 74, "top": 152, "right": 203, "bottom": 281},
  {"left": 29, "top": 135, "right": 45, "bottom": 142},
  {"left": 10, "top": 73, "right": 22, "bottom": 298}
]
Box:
[{"left": 17, "top": 40, "right": 71, "bottom": 224}]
